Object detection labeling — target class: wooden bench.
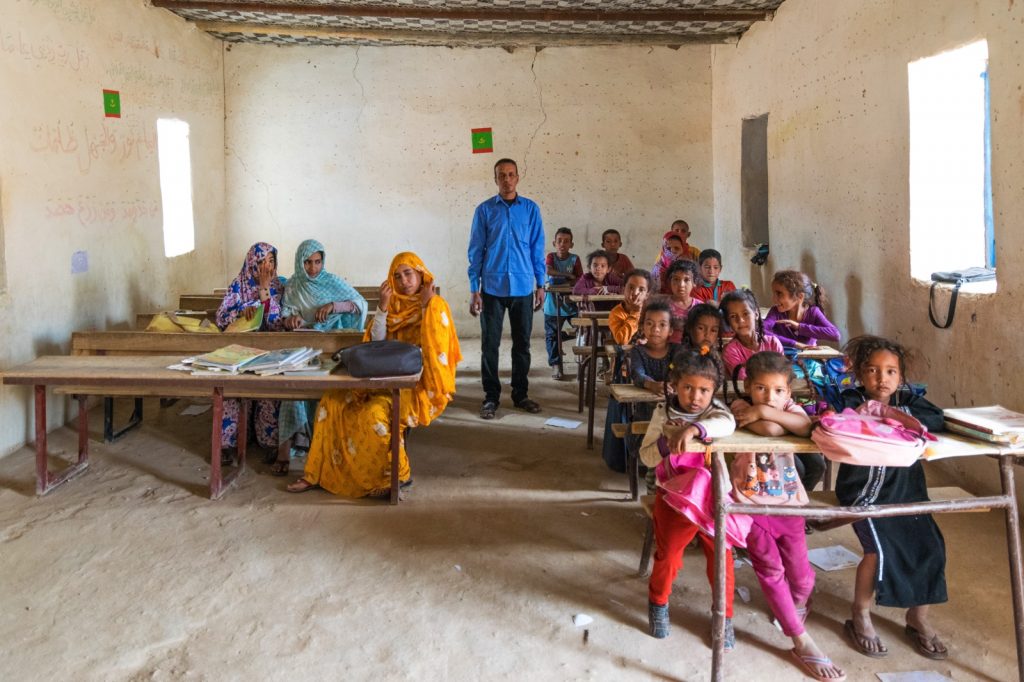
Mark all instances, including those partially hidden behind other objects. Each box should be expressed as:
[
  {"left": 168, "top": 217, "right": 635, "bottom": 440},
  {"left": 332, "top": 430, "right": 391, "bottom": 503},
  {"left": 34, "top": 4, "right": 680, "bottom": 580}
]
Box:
[
  {"left": 66, "top": 330, "right": 364, "bottom": 441},
  {"left": 182, "top": 287, "right": 387, "bottom": 317}
]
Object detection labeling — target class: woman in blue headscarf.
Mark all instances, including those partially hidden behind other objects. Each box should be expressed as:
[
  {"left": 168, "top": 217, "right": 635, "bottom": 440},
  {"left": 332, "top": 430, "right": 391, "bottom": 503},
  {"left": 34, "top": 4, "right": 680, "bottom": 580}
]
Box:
[{"left": 272, "top": 239, "right": 367, "bottom": 475}]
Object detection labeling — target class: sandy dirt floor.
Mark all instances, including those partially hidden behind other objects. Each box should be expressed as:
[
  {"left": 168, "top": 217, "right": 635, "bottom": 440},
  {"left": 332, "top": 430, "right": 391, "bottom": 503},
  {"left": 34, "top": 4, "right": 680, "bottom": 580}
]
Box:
[{"left": 0, "top": 336, "right": 1018, "bottom": 681}]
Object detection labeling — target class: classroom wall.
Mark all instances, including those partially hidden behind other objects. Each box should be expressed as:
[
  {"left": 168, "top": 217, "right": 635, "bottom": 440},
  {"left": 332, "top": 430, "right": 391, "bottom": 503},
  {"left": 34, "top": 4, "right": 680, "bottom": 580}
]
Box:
[
  {"left": 0, "top": 0, "right": 226, "bottom": 456},
  {"left": 710, "top": 0, "right": 1024, "bottom": 495},
  {"left": 223, "top": 44, "right": 714, "bottom": 329}
]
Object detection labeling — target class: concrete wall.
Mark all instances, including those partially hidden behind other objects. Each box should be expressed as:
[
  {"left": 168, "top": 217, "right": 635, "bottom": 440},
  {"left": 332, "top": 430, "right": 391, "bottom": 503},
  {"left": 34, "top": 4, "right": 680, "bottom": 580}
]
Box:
[
  {"left": 0, "top": 0, "right": 226, "bottom": 455},
  {"left": 711, "top": 0, "right": 1024, "bottom": 494},
  {"left": 223, "top": 45, "right": 714, "bottom": 329}
]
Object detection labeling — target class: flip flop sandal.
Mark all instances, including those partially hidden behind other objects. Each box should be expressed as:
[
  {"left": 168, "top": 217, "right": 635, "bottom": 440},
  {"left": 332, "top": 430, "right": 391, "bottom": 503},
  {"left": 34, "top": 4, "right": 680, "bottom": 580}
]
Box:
[
  {"left": 790, "top": 649, "right": 847, "bottom": 682},
  {"left": 844, "top": 619, "right": 888, "bottom": 658},
  {"left": 286, "top": 479, "right": 319, "bottom": 493},
  {"left": 905, "top": 624, "right": 949, "bottom": 660}
]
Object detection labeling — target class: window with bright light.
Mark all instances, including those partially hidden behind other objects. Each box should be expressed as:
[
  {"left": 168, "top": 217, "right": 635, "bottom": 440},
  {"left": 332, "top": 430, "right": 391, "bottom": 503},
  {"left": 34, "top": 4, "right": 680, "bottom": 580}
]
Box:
[
  {"left": 157, "top": 118, "right": 195, "bottom": 258},
  {"left": 908, "top": 40, "right": 995, "bottom": 285}
]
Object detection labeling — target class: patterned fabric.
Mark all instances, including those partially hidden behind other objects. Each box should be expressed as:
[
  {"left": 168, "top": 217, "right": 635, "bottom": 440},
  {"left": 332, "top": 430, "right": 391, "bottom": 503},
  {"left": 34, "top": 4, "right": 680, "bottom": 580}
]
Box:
[
  {"left": 282, "top": 238, "right": 367, "bottom": 331},
  {"left": 216, "top": 242, "right": 283, "bottom": 330},
  {"left": 300, "top": 252, "right": 461, "bottom": 497},
  {"left": 221, "top": 399, "right": 279, "bottom": 449}
]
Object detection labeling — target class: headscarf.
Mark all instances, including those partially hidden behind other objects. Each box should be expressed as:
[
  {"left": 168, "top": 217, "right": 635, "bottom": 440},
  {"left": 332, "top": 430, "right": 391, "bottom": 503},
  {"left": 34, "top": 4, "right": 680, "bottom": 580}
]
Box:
[
  {"left": 650, "top": 231, "right": 680, "bottom": 289},
  {"left": 282, "top": 239, "right": 367, "bottom": 331},
  {"left": 365, "top": 251, "right": 462, "bottom": 428},
  {"left": 216, "top": 242, "right": 282, "bottom": 330}
]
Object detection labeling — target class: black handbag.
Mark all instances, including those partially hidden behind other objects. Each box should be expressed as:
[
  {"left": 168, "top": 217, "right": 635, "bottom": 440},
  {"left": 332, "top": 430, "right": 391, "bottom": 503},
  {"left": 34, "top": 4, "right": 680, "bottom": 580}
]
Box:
[
  {"left": 333, "top": 340, "right": 423, "bottom": 378},
  {"left": 928, "top": 267, "right": 995, "bottom": 329}
]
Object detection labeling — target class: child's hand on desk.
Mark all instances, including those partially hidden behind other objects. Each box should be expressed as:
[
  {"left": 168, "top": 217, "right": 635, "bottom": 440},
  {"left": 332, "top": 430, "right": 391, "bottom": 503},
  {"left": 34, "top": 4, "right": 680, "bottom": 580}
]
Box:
[
  {"left": 730, "top": 400, "right": 766, "bottom": 428},
  {"left": 664, "top": 421, "right": 700, "bottom": 453},
  {"left": 283, "top": 314, "right": 305, "bottom": 330},
  {"left": 644, "top": 379, "right": 665, "bottom": 395},
  {"left": 242, "top": 305, "right": 258, "bottom": 321}
]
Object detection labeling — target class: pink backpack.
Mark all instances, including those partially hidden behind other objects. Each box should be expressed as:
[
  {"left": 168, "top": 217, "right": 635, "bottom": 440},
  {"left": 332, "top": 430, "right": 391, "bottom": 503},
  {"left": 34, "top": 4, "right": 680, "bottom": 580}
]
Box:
[
  {"left": 811, "top": 400, "right": 936, "bottom": 467},
  {"left": 659, "top": 466, "right": 753, "bottom": 549}
]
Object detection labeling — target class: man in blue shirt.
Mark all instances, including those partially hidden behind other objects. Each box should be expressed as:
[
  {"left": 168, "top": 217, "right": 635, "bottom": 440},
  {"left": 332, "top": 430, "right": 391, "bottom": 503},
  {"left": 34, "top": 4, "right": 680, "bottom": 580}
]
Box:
[{"left": 468, "top": 158, "right": 546, "bottom": 419}]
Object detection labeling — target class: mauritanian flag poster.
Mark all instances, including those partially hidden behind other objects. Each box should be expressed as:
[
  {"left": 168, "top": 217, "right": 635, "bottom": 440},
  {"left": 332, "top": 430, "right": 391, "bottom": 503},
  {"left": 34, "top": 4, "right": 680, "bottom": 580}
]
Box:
[
  {"left": 103, "top": 89, "right": 121, "bottom": 118},
  {"left": 471, "top": 128, "right": 493, "bottom": 154}
]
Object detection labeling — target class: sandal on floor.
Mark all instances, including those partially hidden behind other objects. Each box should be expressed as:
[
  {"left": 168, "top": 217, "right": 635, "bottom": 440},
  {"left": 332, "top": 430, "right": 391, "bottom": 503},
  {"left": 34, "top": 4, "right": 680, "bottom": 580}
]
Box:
[
  {"left": 270, "top": 460, "right": 289, "bottom": 477},
  {"left": 790, "top": 649, "right": 846, "bottom": 682},
  {"left": 844, "top": 619, "right": 888, "bottom": 658},
  {"left": 905, "top": 624, "right": 948, "bottom": 660},
  {"left": 286, "top": 479, "right": 319, "bottom": 493}
]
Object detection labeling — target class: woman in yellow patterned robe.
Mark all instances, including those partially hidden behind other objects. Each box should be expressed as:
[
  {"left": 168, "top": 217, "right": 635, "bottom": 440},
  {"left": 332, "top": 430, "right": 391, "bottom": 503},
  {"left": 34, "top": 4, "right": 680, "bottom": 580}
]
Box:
[{"left": 287, "top": 252, "right": 461, "bottom": 497}]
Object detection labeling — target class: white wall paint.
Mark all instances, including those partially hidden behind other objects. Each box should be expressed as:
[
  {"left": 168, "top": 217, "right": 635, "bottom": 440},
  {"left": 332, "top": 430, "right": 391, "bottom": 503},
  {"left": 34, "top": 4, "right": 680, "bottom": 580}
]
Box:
[
  {"left": 711, "top": 0, "right": 1024, "bottom": 494},
  {"left": 0, "top": 0, "right": 226, "bottom": 455},
  {"left": 224, "top": 45, "right": 713, "bottom": 329}
]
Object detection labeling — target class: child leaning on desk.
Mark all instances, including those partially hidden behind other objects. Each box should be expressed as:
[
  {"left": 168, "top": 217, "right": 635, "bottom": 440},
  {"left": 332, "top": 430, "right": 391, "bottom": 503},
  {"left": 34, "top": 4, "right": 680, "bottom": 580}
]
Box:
[
  {"left": 729, "top": 351, "right": 846, "bottom": 682},
  {"left": 834, "top": 335, "right": 949, "bottom": 662},
  {"left": 640, "top": 349, "right": 739, "bottom": 650}
]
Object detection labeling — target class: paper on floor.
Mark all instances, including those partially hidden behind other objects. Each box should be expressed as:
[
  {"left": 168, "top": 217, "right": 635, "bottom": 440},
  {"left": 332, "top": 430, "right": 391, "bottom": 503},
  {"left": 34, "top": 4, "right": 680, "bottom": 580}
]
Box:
[
  {"left": 180, "top": 404, "right": 212, "bottom": 416},
  {"left": 545, "top": 417, "right": 582, "bottom": 429},
  {"left": 807, "top": 545, "right": 861, "bottom": 571},
  {"left": 876, "top": 672, "right": 953, "bottom": 682},
  {"left": 572, "top": 613, "right": 594, "bottom": 627}
]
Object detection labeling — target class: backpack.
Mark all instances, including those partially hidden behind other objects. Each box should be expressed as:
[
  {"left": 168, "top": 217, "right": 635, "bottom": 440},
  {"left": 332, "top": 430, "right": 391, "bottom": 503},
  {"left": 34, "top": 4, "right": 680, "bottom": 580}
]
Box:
[
  {"left": 730, "top": 452, "right": 808, "bottom": 506},
  {"left": 659, "top": 466, "right": 753, "bottom": 548},
  {"left": 811, "top": 400, "right": 937, "bottom": 467}
]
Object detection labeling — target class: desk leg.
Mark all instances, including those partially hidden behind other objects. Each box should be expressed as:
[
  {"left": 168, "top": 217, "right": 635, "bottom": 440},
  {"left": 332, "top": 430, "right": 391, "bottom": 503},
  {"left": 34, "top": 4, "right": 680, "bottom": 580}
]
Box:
[
  {"left": 209, "top": 387, "right": 244, "bottom": 500},
  {"left": 555, "top": 294, "right": 564, "bottom": 374},
  {"left": 34, "top": 386, "right": 90, "bottom": 496},
  {"left": 390, "top": 388, "right": 400, "bottom": 506},
  {"left": 710, "top": 452, "right": 727, "bottom": 681},
  {"left": 1000, "top": 456, "right": 1024, "bottom": 680},
  {"left": 238, "top": 399, "right": 249, "bottom": 470},
  {"left": 586, "top": 319, "right": 598, "bottom": 449}
]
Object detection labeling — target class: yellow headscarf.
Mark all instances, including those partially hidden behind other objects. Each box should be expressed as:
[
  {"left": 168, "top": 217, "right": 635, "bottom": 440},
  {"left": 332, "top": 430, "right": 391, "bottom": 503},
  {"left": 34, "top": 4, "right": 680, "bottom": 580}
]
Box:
[{"left": 364, "top": 251, "right": 461, "bottom": 428}]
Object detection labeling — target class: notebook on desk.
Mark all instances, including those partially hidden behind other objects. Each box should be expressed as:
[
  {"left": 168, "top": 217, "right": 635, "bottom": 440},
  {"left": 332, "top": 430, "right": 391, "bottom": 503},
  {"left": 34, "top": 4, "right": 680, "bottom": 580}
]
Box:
[{"left": 943, "top": 405, "right": 1024, "bottom": 445}]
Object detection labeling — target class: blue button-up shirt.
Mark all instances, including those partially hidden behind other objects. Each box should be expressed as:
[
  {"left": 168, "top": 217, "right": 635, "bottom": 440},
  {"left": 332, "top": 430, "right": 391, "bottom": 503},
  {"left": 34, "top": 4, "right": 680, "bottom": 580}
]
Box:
[{"left": 467, "top": 194, "right": 546, "bottom": 297}]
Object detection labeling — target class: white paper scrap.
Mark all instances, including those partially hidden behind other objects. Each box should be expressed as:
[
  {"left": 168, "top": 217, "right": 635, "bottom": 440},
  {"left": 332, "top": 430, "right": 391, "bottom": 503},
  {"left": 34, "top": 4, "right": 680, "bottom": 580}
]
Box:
[
  {"left": 735, "top": 586, "right": 750, "bottom": 603},
  {"left": 180, "top": 404, "right": 212, "bottom": 417},
  {"left": 877, "top": 673, "right": 953, "bottom": 682},
  {"left": 807, "top": 545, "right": 861, "bottom": 571},
  {"left": 572, "top": 613, "right": 594, "bottom": 627},
  {"left": 545, "top": 417, "right": 582, "bottom": 429}
]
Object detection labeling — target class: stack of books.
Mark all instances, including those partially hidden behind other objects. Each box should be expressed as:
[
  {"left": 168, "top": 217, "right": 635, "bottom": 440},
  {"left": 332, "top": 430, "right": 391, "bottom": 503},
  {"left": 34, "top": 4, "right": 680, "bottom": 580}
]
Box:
[
  {"left": 190, "top": 344, "right": 269, "bottom": 374},
  {"left": 943, "top": 405, "right": 1024, "bottom": 446},
  {"left": 178, "top": 345, "right": 326, "bottom": 376},
  {"left": 245, "top": 347, "right": 322, "bottom": 376}
]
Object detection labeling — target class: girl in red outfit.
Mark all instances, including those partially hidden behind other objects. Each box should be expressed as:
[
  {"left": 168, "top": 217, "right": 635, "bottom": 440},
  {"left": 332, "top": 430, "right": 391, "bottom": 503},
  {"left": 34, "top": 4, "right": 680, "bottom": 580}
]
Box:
[{"left": 640, "top": 349, "right": 738, "bottom": 649}]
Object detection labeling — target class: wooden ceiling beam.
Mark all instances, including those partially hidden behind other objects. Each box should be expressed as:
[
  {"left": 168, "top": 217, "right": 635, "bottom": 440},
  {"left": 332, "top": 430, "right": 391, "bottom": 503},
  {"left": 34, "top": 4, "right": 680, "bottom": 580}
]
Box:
[
  {"left": 155, "top": 1, "right": 769, "bottom": 23},
  {"left": 195, "top": 21, "right": 739, "bottom": 46}
]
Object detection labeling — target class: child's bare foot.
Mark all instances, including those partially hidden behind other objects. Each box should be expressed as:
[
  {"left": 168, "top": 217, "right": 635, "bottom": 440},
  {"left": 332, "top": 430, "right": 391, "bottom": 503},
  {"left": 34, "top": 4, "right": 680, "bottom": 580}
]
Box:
[{"left": 844, "top": 610, "right": 887, "bottom": 657}]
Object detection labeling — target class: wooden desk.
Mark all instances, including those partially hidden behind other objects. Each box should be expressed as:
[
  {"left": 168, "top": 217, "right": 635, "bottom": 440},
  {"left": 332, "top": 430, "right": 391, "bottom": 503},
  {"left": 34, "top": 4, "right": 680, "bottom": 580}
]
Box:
[
  {"left": 70, "top": 330, "right": 365, "bottom": 442},
  {"left": 573, "top": 315, "right": 611, "bottom": 449},
  {"left": 702, "top": 433, "right": 1024, "bottom": 680},
  {"left": 179, "top": 294, "right": 224, "bottom": 310},
  {"left": 2, "top": 355, "right": 419, "bottom": 503},
  {"left": 795, "top": 345, "right": 844, "bottom": 360}
]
